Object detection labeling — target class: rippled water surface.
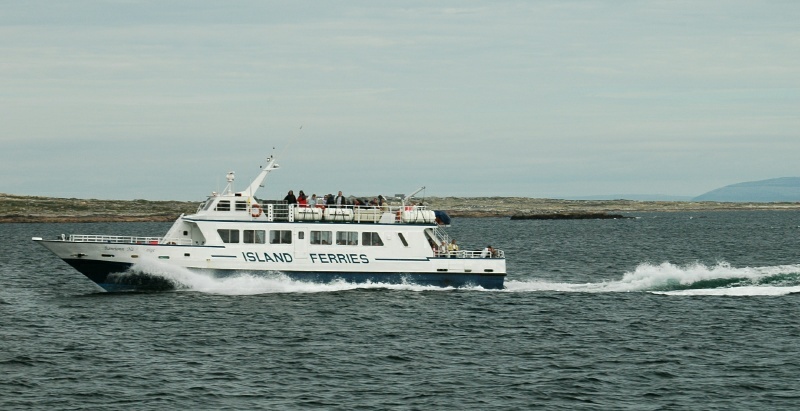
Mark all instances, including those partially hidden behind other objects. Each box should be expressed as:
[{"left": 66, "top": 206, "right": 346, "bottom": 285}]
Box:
[{"left": 3, "top": 212, "right": 800, "bottom": 409}]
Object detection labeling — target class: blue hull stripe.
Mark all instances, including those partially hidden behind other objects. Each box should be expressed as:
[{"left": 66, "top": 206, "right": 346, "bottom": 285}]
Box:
[{"left": 62, "top": 259, "right": 506, "bottom": 292}]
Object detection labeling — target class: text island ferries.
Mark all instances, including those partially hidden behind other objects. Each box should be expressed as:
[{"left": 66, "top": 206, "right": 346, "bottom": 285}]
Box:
[{"left": 33, "top": 156, "right": 506, "bottom": 291}]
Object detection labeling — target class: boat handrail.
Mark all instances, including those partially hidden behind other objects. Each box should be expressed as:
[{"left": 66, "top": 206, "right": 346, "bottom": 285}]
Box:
[
  {"left": 67, "top": 235, "right": 192, "bottom": 245},
  {"left": 253, "top": 203, "right": 440, "bottom": 224},
  {"left": 434, "top": 249, "right": 505, "bottom": 259}
]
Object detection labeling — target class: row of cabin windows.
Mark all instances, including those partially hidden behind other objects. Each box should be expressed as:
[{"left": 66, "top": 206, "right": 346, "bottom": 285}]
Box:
[
  {"left": 218, "top": 229, "right": 289, "bottom": 244},
  {"left": 215, "top": 200, "right": 248, "bottom": 212},
  {"left": 218, "top": 229, "right": 387, "bottom": 246}
]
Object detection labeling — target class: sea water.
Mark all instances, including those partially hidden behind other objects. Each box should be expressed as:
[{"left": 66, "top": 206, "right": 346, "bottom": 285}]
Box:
[{"left": 2, "top": 212, "right": 800, "bottom": 409}]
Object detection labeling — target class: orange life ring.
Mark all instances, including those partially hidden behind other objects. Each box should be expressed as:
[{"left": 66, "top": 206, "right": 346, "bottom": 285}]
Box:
[{"left": 251, "top": 203, "right": 262, "bottom": 218}]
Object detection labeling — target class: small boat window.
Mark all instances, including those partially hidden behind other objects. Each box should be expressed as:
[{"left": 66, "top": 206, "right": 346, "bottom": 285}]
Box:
[
  {"left": 398, "top": 233, "right": 409, "bottom": 247},
  {"left": 235, "top": 200, "right": 247, "bottom": 211},
  {"left": 362, "top": 232, "right": 384, "bottom": 246},
  {"left": 215, "top": 200, "right": 231, "bottom": 212},
  {"left": 270, "top": 230, "right": 292, "bottom": 244},
  {"left": 298, "top": 232, "right": 305, "bottom": 240},
  {"left": 336, "top": 231, "right": 358, "bottom": 246},
  {"left": 310, "top": 231, "right": 332, "bottom": 245},
  {"left": 218, "top": 229, "right": 239, "bottom": 243},
  {"left": 243, "top": 230, "right": 266, "bottom": 244}
]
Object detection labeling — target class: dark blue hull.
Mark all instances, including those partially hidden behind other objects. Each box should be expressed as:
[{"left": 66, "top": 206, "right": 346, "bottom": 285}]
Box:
[{"left": 63, "top": 259, "right": 506, "bottom": 292}]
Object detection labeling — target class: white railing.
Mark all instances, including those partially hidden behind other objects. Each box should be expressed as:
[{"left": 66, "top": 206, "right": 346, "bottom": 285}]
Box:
[
  {"left": 256, "top": 203, "right": 438, "bottom": 224},
  {"left": 67, "top": 235, "right": 192, "bottom": 245},
  {"left": 434, "top": 249, "right": 505, "bottom": 259}
]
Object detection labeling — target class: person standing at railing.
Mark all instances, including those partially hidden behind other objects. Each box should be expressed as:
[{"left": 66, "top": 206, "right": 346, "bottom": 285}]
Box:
[
  {"left": 334, "top": 191, "right": 346, "bottom": 208},
  {"left": 284, "top": 190, "right": 297, "bottom": 205},
  {"left": 448, "top": 239, "right": 459, "bottom": 257},
  {"left": 297, "top": 190, "right": 308, "bottom": 207},
  {"left": 481, "top": 245, "right": 494, "bottom": 258},
  {"left": 309, "top": 194, "right": 318, "bottom": 208}
]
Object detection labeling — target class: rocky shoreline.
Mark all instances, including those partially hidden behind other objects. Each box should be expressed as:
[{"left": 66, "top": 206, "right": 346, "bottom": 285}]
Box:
[{"left": 3, "top": 193, "right": 800, "bottom": 223}]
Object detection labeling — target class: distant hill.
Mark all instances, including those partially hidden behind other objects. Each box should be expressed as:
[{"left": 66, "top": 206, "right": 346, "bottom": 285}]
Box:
[{"left": 693, "top": 177, "right": 800, "bottom": 202}]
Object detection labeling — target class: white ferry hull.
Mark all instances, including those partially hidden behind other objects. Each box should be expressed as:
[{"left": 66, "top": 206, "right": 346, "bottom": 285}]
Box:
[{"left": 34, "top": 238, "right": 506, "bottom": 291}]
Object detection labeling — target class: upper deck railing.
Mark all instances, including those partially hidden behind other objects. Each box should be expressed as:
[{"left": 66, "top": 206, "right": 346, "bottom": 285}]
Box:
[
  {"left": 67, "top": 235, "right": 192, "bottom": 245},
  {"left": 206, "top": 201, "right": 442, "bottom": 224}
]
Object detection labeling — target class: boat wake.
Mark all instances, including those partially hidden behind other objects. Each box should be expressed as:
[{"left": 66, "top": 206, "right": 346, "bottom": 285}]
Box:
[
  {"left": 123, "top": 259, "right": 479, "bottom": 295},
  {"left": 507, "top": 262, "right": 800, "bottom": 296},
  {"left": 121, "top": 259, "right": 800, "bottom": 296}
]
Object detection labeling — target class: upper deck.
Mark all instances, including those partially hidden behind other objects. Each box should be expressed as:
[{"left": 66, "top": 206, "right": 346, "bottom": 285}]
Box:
[
  {"left": 188, "top": 154, "right": 446, "bottom": 225},
  {"left": 191, "top": 196, "right": 443, "bottom": 225}
]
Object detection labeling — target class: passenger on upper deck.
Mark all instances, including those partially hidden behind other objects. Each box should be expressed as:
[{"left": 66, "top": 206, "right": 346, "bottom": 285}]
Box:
[
  {"left": 309, "top": 194, "right": 318, "bottom": 208},
  {"left": 284, "top": 190, "right": 297, "bottom": 204},
  {"left": 297, "top": 190, "right": 308, "bottom": 207},
  {"left": 334, "top": 191, "right": 346, "bottom": 208}
]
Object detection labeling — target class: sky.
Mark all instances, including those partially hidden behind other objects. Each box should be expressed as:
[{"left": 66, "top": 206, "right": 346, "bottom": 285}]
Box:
[{"left": 1, "top": 1, "right": 798, "bottom": 201}]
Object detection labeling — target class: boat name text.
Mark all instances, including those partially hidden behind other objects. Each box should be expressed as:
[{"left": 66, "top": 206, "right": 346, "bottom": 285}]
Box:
[
  {"left": 310, "top": 253, "right": 369, "bottom": 264},
  {"left": 240, "top": 252, "right": 370, "bottom": 264},
  {"left": 242, "top": 252, "right": 294, "bottom": 263}
]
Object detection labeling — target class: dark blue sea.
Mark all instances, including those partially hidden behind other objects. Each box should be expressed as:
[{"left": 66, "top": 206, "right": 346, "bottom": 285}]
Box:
[{"left": 3, "top": 212, "right": 800, "bottom": 410}]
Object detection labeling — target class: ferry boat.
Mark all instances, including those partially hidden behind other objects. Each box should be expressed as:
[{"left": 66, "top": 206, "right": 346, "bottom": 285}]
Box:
[{"left": 32, "top": 155, "right": 506, "bottom": 291}]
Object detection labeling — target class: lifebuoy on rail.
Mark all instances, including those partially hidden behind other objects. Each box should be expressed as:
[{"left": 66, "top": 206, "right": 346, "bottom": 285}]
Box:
[{"left": 251, "top": 203, "right": 262, "bottom": 218}]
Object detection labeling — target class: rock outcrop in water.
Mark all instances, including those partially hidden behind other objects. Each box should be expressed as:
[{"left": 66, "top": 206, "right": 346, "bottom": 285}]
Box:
[{"left": 510, "top": 212, "right": 633, "bottom": 220}]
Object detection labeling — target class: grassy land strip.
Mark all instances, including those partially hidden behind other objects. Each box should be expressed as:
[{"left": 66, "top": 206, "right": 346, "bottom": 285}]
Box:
[{"left": 3, "top": 193, "right": 800, "bottom": 223}]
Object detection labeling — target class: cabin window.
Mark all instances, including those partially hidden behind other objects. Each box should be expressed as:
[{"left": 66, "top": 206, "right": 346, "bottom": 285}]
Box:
[
  {"left": 243, "top": 230, "right": 266, "bottom": 244},
  {"left": 298, "top": 232, "right": 305, "bottom": 240},
  {"left": 270, "top": 230, "right": 292, "bottom": 244},
  {"left": 310, "top": 231, "right": 332, "bottom": 245},
  {"left": 235, "top": 200, "right": 247, "bottom": 211},
  {"left": 362, "top": 232, "right": 384, "bottom": 246},
  {"left": 215, "top": 200, "right": 231, "bottom": 212},
  {"left": 336, "top": 231, "right": 358, "bottom": 246},
  {"left": 218, "top": 229, "right": 239, "bottom": 243},
  {"left": 202, "top": 199, "right": 215, "bottom": 211},
  {"left": 398, "top": 233, "right": 409, "bottom": 247}
]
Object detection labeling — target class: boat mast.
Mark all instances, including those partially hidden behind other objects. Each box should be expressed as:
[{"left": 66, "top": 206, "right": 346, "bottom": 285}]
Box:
[
  {"left": 239, "top": 155, "right": 280, "bottom": 198},
  {"left": 402, "top": 186, "right": 426, "bottom": 206}
]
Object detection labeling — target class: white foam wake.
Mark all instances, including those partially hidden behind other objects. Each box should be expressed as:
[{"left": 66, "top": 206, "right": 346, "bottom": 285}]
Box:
[
  {"left": 652, "top": 285, "right": 800, "bottom": 296},
  {"left": 505, "top": 262, "right": 800, "bottom": 296},
  {"left": 128, "top": 258, "right": 486, "bottom": 295},
  {"left": 128, "top": 258, "right": 800, "bottom": 296}
]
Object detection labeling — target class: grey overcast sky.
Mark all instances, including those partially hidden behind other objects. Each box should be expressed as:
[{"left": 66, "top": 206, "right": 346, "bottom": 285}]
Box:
[{"left": 1, "top": 1, "right": 798, "bottom": 201}]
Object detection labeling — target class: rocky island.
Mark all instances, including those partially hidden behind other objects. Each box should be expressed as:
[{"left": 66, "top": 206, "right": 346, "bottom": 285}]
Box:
[{"left": 2, "top": 193, "right": 800, "bottom": 223}]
